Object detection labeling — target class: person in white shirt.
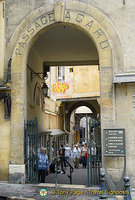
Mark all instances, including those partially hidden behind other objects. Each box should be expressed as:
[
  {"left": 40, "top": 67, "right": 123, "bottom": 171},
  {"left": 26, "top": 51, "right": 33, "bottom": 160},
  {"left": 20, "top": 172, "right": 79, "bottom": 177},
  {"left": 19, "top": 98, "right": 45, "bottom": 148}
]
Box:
[
  {"left": 73, "top": 144, "right": 81, "bottom": 168},
  {"left": 81, "top": 143, "right": 87, "bottom": 168},
  {"left": 91, "top": 144, "right": 97, "bottom": 167},
  {"left": 65, "top": 144, "right": 71, "bottom": 165}
]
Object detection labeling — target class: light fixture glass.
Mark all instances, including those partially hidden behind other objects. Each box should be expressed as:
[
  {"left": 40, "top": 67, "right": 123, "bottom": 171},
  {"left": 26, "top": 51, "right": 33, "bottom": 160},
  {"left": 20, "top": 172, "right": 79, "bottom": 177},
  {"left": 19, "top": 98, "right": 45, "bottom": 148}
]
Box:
[{"left": 41, "top": 82, "right": 48, "bottom": 97}]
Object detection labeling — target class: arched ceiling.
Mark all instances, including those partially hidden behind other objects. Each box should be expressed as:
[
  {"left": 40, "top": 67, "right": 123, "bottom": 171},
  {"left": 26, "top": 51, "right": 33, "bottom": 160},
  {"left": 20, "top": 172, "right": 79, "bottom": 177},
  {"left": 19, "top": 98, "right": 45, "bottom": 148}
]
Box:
[{"left": 28, "top": 23, "right": 99, "bottom": 65}]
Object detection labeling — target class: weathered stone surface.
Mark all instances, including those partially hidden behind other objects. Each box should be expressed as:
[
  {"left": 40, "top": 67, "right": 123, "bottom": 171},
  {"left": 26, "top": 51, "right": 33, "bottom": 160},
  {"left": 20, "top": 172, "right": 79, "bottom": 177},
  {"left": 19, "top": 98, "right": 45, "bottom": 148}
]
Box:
[{"left": 9, "top": 165, "right": 25, "bottom": 184}]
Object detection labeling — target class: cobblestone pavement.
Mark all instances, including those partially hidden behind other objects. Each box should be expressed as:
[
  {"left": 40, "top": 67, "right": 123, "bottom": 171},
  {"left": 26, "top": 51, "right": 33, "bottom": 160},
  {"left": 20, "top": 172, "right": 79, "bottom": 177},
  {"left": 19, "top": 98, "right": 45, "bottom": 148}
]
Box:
[
  {"left": 0, "top": 183, "right": 119, "bottom": 200},
  {"left": 0, "top": 157, "right": 119, "bottom": 200},
  {"left": 46, "top": 157, "right": 100, "bottom": 185}
]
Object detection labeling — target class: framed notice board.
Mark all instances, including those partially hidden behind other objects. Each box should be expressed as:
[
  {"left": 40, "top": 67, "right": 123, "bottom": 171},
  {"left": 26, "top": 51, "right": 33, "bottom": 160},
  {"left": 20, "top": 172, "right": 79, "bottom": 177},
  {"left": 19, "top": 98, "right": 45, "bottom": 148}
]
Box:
[{"left": 104, "top": 129, "right": 125, "bottom": 157}]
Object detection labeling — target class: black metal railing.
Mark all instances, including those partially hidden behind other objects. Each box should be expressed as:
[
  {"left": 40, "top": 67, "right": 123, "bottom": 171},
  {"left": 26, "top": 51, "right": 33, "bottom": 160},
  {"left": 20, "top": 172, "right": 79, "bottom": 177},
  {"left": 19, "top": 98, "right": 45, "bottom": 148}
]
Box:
[{"left": 53, "top": 155, "right": 73, "bottom": 186}]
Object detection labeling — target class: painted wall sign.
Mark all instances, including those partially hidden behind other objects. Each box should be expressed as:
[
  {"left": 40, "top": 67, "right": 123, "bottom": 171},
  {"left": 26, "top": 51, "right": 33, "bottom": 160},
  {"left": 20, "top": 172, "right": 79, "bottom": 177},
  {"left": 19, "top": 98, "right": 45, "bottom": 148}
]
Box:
[
  {"left": 15, "top": 10, "right": 110, "bottom": 56},
  {"left": 52, "top": 82, "right": 69, "bottom": 94},
  {"left": 104, "top": 129, "right": 125, "bottom": 157}
]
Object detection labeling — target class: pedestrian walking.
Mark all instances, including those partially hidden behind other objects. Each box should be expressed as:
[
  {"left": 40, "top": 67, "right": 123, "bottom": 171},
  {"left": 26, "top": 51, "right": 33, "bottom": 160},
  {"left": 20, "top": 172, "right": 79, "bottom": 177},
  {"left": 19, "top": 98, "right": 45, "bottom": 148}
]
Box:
[
  {"left": 91, "top": 143, "right": 97, "bottom": 167},
  {"left": 81, "top": 143, "right": 87, "bottom": 168},
  {"left": 73, "top": 144, "right": 81, "bottom": 168},
  {"left": 59, "top": 144, "right": 66, "bottom": 173},
  {"left": 38, "top": 147, "right": 49, "bottom": 183},
  {"left": 65, "top": 144, "right": 71, "bottom": 166}
]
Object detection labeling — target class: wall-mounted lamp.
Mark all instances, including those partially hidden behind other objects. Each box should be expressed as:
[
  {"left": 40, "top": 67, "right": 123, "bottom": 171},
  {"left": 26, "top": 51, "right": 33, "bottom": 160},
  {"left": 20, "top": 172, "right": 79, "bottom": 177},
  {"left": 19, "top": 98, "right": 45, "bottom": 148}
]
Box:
[
  {"left": 41, "top": 82, "right": 48, "bottom": 97},
  {"left": 27, "top": 64, "right": 50, "bottom": 99}
]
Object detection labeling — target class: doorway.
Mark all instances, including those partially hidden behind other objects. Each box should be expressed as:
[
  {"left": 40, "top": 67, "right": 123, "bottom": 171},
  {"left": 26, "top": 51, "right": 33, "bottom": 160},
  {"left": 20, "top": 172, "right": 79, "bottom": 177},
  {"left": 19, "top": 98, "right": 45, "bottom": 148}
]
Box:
[{"left": 9, "top": 2, "right": 117, "bottom": 185}]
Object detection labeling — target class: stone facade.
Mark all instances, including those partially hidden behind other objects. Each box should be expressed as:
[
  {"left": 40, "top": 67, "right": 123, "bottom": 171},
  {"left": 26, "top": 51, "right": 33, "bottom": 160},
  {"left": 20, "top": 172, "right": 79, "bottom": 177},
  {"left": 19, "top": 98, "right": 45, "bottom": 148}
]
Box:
[{"left": 0, "top": 0, "right": 135, "bottom": 189}]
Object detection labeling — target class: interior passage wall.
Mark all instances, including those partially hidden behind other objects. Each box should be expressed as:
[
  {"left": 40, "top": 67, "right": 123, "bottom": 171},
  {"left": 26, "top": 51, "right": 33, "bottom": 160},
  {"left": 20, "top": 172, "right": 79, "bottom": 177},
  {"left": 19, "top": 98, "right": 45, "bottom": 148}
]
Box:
[{"left": 27, "top": 49, "right": 63, "bottom": 131}]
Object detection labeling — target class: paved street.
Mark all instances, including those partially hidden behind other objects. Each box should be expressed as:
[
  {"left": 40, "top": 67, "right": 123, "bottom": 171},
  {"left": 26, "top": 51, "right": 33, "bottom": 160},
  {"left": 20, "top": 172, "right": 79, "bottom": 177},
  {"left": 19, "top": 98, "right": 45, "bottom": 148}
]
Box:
[
  {"left": 45, "top": 157, "right": 101, "bottom": 185},
  {"left": 0, "top": 182, "right": 119, "bottom": 200},
  {"left": 46, "top": 165, "right": 99, "bottom": 185},
  {"left": 0, "top": 158, "right": 118, "bottom": 200},
  {"left": 0, "top": 159, "right": 121, "bottom": 200}
]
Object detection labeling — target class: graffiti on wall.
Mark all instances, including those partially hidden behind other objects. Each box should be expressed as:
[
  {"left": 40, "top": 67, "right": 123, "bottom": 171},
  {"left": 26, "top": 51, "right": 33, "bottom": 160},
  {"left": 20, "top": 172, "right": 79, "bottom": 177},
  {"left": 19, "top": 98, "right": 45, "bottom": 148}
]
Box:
[{"left": 52, "top": 82, "right": 69, "bottom": 93}]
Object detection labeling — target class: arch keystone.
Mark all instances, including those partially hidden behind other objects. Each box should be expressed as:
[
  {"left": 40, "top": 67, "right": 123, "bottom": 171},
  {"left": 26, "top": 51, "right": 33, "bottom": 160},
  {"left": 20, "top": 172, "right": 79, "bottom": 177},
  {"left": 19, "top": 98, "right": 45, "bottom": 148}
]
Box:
[{"left": 54, "top": 1, "right": 66, "bottom": 22}]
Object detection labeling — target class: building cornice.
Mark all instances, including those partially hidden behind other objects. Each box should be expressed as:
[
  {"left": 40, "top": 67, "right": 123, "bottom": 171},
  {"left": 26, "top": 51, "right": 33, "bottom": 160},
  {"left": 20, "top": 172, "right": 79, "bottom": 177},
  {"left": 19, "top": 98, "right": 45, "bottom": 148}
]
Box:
[{"left": 113, "top": 73, "right": 135, "bottom": 83}]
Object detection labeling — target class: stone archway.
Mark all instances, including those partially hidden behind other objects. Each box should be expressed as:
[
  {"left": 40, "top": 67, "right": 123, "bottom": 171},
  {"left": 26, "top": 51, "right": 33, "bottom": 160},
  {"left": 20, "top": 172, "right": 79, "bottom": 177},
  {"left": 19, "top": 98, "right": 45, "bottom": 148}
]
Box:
[
  {"left": 7, "top": 1, "right": 124, "bottom": 182},
  {"left": 65, "top": 101, "right": 98, "bottom": 132}
]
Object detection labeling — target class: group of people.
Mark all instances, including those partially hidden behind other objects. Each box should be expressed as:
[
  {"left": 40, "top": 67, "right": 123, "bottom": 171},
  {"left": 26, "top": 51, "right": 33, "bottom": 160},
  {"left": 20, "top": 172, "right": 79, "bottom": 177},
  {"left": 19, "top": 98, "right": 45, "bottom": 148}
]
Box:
[
  {"left": 73, "top": 143, "right": 87, "bottom": 168},
  {"left": 37, "top": 141, "right": 97, "bottom": 183},
  {"left": 38, "top": 144, "right": 72, "bottom": 182},
  {"left": 73, "top": 142, "right": 97, "bottom": 169}
]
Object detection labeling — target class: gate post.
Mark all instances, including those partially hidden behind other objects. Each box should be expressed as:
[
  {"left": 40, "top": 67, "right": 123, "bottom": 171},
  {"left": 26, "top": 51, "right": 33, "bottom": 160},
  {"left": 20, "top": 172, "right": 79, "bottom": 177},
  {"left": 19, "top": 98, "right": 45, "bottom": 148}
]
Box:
[
  {"left": 124, "top": 177, "right": 132, "bottom": 200},
  {"left": 99, "top": 173, "right": 107, "bottom": 199}
]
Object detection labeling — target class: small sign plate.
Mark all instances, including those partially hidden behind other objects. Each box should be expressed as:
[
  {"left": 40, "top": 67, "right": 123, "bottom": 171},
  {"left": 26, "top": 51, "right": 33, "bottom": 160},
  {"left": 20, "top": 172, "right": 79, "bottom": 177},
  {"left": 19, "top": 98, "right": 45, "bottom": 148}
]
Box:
[{"left": 104, "top": 129, "right": 125, "bottom": 157}]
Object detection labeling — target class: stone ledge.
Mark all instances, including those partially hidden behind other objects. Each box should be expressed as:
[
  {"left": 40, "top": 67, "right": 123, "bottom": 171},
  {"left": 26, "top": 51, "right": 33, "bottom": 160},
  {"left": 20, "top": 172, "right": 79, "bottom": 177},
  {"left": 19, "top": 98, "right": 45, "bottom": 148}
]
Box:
[
  {"left": 113, "top": 73, "right": 135, "bottom": 83},
  {"left": 9, "top": 165, "right": 25, "bottom": 184}
]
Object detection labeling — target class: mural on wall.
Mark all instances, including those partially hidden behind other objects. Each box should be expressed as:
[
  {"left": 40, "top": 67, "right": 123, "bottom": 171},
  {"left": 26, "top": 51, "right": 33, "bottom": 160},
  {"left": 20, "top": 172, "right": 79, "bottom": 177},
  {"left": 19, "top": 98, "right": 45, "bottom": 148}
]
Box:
[{"left": 52, "top": 82, "right": 69, "bottom": 94}]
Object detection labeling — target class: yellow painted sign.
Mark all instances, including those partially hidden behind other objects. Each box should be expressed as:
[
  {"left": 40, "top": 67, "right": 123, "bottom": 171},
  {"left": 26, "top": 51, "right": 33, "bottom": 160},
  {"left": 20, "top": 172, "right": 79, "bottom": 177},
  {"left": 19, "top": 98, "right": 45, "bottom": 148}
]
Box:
[{"left": 52, "top": 82, "right": 69, "bottom": 93}]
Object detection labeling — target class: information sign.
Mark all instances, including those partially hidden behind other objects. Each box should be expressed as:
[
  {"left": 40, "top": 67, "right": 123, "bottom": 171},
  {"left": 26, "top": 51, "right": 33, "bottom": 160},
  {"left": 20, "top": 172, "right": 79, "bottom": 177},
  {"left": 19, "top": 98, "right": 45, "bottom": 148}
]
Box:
[{"left": 104, "top": 129, "right": 125, "bottom": 156}]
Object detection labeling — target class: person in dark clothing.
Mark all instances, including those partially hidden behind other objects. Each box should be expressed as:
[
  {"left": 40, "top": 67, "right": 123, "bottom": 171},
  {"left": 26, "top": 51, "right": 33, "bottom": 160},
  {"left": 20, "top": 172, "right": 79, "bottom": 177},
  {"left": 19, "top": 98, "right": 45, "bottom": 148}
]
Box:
[
  {"left": 38, "top": 147, "right": 49, "bottom": 183},
  {"left": 59, "top": 144, "right": 66, "bottom": 174}
]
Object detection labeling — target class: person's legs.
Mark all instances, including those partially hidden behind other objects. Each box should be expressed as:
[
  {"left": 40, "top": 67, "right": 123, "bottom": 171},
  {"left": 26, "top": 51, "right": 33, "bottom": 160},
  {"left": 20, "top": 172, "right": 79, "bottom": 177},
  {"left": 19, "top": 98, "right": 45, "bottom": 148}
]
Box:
[
  {"left": 38, "top": 170, "right": 41, "bottom": 183},
  {"left": 60, "top": 157, "right": 64, "bottom": 170},
  {"left": 84, "top": 158, "right": 87, "bottom": 168},
  {"left": 67, "top": 157, "right": 69, "bottom": 162},
  {"left": 60, "top": 157, "right": 66, "bottom": 173},
  {"left": 65, "top": 156, "right": 69, "bottom": 166},
  {"left": 74, "top": 157, "right": 77, "bottom": 168},
  {"left": 76, "top": 158, "right": 79, "bottom": 168},
  {"left": 41, "top": 170, "right": 46, "bottom": 183},
  {"left": 82, "top": 156, "right": 85, "bottom": 168}
]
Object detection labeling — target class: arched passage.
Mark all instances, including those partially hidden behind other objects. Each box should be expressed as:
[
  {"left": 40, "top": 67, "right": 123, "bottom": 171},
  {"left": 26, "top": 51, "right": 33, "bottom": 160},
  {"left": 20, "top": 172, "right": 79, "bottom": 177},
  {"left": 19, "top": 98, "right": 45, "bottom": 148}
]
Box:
[
  {"left": 6, "top": 1, "right": 124, "bottom": 184},
  {"left": 65, "top": 101, "right": 98, "bottom": 132}
]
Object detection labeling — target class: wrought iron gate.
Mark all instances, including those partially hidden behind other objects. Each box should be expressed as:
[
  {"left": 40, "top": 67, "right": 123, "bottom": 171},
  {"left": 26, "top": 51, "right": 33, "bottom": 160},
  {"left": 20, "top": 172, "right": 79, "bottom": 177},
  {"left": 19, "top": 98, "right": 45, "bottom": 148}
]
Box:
[
  {"left": 86, "top": 115, "right": 101, "bottom": 186},
  {"left": 24, "top": 117, "right": 38, "bottom": 183}
]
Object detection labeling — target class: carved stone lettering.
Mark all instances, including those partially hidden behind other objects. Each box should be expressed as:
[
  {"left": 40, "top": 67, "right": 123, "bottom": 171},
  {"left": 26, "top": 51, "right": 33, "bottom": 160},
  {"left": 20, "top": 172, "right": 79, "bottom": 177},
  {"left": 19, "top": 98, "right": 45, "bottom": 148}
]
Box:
[
  {"left": 15, "top": 10, "right": 110, "bottom": 56},
  {"left": 22, "top": 33, "right": 29, "bottom": 43},
  {"left": 76, "top": 13, "right": 84, "bottom": 23},
  {"left": 41, "top": 16, "right": 48, "bottom": 25},
  {"left": 94, "top": 28, "right": 104, "bottom": 38},
  {"left": 18, "top": 42, "right": 26, "bottom": 49},
  {"left": 100, "top": 40, "right": 109, "bottom": 49},
  {"left": 35, "top": 21, "right": 41, "bottom": 29},
  {"left": 48, "top": 12, "right": 55, "bottom": 22},
  {"left": 15, "top": 48, "right": 22, "bottom": 55},
  {"left": 64, "top": 11, "right": 71, "bottom": 20},
  {"left": 27, "top": 26, "right": 35, "bottom": 36},
  {"left": 85, "top": 21, "right": 94, "bottom": 30}
]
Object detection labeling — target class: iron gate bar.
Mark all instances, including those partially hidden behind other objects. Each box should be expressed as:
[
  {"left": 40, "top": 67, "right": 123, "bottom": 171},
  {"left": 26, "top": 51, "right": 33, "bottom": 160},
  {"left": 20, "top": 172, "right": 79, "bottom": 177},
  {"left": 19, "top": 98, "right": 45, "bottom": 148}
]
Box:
[
  {"left": 24, "top": 117, "right": 38, "bottom": 183},
  {"left": 89, "top": 118, "right": 93, "bottom": 186},
  {"left": 86, "top": 114, "right": 90, "bottom": 186},
  {"left": 86, "top": 118, "right": 101, "bottom": 186},
  {"left": 55, "top": 157, "right": 58, "bottom": 187},
  {"left": 97, "top": 120, "right": 100, "bottom": 185}
]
